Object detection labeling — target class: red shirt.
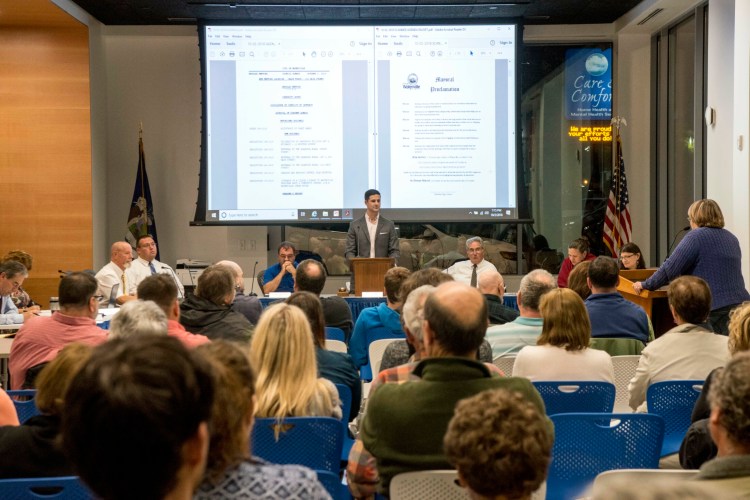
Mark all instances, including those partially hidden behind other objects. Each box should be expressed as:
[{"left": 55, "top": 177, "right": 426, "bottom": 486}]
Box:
[{"left": 168, "top": 320, "right": 211, "bottom": 348}]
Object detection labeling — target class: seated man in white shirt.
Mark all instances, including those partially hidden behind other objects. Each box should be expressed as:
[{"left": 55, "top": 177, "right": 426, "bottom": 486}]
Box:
[
  {"left": 443, "top": 236, "right": 498, "bottom": 287},
  {"left": 95, "top": 241, "right": 137, "bottom": 306},
  {"left": 127, "top": 234, "right": 184, "bottom": 299}
]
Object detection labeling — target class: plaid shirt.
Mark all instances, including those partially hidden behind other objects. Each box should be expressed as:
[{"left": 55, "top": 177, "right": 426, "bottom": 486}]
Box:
[{"left": 346, "top": 360, "right": 503, "bottom": 498}]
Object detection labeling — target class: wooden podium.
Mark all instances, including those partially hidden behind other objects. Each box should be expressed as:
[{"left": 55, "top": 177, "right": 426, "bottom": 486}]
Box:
[
  {"left": 618, "top": 269, "right": 674, "bottom": 337},
  {"left": 350, "top": 258, "right": 394, "bottom": 297}
]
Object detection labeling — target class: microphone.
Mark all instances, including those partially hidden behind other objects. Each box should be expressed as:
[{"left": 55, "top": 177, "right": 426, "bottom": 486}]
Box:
[
  {"left": 248, "top": 260, "right": 259, "bottom": 296},
  {"left": 162, "top": 265, "right": 184, "bottom": 300},
  {"left": 667, "top": 226, "right": 691, "bottom": 257}
]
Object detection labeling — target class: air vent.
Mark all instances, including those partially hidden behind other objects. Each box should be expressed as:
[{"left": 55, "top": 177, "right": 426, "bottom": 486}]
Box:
[{"left": 637, "top": 8, "right": 663, "bottom": 26}]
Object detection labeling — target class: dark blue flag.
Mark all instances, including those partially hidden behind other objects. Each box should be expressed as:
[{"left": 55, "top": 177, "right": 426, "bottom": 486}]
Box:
[{"left": 126, "top": 137, "right": 159, "bottom": 260}]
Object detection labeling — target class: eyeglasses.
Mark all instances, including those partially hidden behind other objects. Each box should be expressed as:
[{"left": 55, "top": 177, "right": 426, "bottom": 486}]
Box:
[{"left": 620, "top": 253, "right": 636, "bottom": 260}]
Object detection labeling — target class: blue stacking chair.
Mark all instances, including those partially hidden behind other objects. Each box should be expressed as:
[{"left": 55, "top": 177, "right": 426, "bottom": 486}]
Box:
[
  {"left": 325, "top": 327, "right": 346, "bottom": 342},
  {"left": 0, "top": 475, "right": 93, "bottom": 499},
  {"left": 532, "top": 381, "right": 615, "bottom": 415},
  {"left": 547, "top": 413, "right": 665, "bottom": 500},
  {"left": 646, "top": 380, "right": 704, "bottom": 456},
  {"left": 252, "top": 417, "right": 343, "bottom": 474},
  {"left": 6, "top": 389, "right": 41, "bottom": 424},
  {"left": 335, "top": 384, "right": 355, "bottom": 462},
  {"left": 316, "top": 470, "right": 350, "bottom": 500}
]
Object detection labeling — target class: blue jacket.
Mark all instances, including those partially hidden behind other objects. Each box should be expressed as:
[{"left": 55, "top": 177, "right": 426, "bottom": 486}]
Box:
[
  {"left": 349, "top": 302, "right": 404, "bottom": 372},
  {"left": 585, "top": 292, "right": 650, "bottom": 343}
]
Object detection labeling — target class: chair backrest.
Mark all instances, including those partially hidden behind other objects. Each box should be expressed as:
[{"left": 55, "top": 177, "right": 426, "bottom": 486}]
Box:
[
  {"left": 532, "top": 381, "right": 616, "bottom": 415},
  {"left": 492, "top": 355, "right": 516, "bottom": 377},
  {"left": 359, "top": 326, "right": 404, "bottom": 380},
  {"left": 611, "top": 355, "right": 641, "bottom": 413},
  {"left": 256, "top": 269, "right": 265, "bottom": 292},
  {"left": 591, "top": 468, "right": 699, "bottom": 496},
  {"left": 646, "top": 380, "right": 704, "bottom": 456},
  {"left": 368, "top": 338, "right": 401, "bottom": 380},
  {"left": 324, "top": 327, "right": 345, "bottom": 342},
  {"left": 324, "top": 339, "right": 347, "bottom": 353},
  {"left": 251, "top": 417, "right": 343, "bottom": 473},
  {"left": 590, "top": 337, "right": 644, "bottom": 356},
  {"left": 390, "top": 470, "right": 469, "bottom": 500},
  {"left": 334, "top": 384, "right": 352, "bottom": 431},
  {"left": 547, "top": 413, "right": 665, "bottom": 500},
  {"left": 0, "top": 475, "right": 93, "bottom": 499},
  {"left": 6, "top": 389, "right": 40, "bottom": 424}
]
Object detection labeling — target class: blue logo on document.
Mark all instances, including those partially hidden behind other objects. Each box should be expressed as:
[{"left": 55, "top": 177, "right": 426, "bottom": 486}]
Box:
[{"left": 403, "top": 73, "right": 420, "bottom": 90}]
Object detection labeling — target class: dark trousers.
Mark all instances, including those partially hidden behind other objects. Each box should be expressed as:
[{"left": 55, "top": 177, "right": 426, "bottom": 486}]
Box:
[{"left": 708, "top": 303, "right": 739, "bottom": 335}]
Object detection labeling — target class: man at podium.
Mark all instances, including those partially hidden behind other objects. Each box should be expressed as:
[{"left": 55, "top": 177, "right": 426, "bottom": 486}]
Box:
[{"left": 345, "top": 189, "right": 400, "bottom": 261}]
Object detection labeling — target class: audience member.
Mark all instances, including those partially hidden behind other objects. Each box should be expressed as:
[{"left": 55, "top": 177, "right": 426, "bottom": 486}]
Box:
[
  {"left": 108, "top": 299, "right": 168, "bottom": 339},
  {"left": 486, "top": 269, "right": 556, "bottom": 358},
  {"left": 693, "top": 352, "right": 750, "bottom": 495},
  {"left": 478, "top": 270, "right": 519, "bottom": 325},
  {"left": 557, "top": 237, "right": 596, "bottom": 288},
  {"left": 127, "top": 234, "right": 184, "bottom": 298},
  {"left": 680, "top": 301, "right": 750, "bottom": 469},
  {"left": 532, "top": 234, "right": 562, "bottom": 274},
  {"left": 138, "top": 274, "right": 210, "bottom": 348},
  {"left": 194, "top": 341, "right": 331, "bottom": 499},
  {"left": 286, "top": 291, "right": 361, "bottom": 422},
  {"left": 567, "top": 260, "right": 592, "bottom": 300},
  {"left": 294, "top": 258, "right": 353, "bottom": 340},
  {"left": 444, "top": 236, "right": 498, "bottom": 287},
  {"left": 349, "top": 267, "right": 410, "bottom": 373},
  {"left": 180, "top": 265, "right": 253, "bottom": 342},
  {"left": 618, "top": 242, "right": 647, "bottom": 270},
  {"left": 347, "top": 281, "right": 549, "bottom": 497},
  {"left": 628, "top": 276, "right": 729, "bottom": 412},
  {"left": 513, "top": 288, "right": 614, "bottom": 383},
  {"left": 263, "top": 241, "right": 297, "bottom": 294},
  {"left": 2, "top": 250, "right": 38, "bottom": 308},
  {"left": 585, "top": 256, "right": 651, "bottom": 343},
  {"left": 215, "top": 260, "right": 262, "bottom": 325},
  {"left": 0, "top": 390, "right": 18, "bottom": 426},
  {"left": 0, "top": 260, "right": 36, "bottom": 325},
  {"left": 251, "top": 303, "right": 342, "bottom": 421},
  {"left": 9, "top": 271, "right": 107, "bottom": 389},
  {"left": 0, "top": 343, "right": 92, "bottom": 478},
  {"left": 61, "top": 336, "right": 213, "bottom": 500},
  {"left": 444, "top": 388, "right": 553, "bottom": 500},
  {"left": 95, "top": 241, "right": 136, "bottom": 306}
]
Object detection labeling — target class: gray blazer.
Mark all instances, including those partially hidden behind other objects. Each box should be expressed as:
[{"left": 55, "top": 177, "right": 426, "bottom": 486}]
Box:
[{"left": 345, "top": 216, "right": 400, "bottom": 260}]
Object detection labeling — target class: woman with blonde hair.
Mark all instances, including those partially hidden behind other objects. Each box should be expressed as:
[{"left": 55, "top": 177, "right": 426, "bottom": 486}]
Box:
[
  {"left": 194, "top": 340, "right": 330, "bottom": 499},
  {"left": 512, "top": 288, "right": 614, "bottom": 382},
  {"left": 0, "top": 343, "right": 92, "bottom": 478},
  {"left": 633, "top": 199, "right": 750, "bottom": 334},
  {"left": 251, "top": 303, "right": 342, "bottom": 421}
]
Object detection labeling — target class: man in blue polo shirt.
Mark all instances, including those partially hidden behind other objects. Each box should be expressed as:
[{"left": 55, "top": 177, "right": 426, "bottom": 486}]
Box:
[
  {"left": 585, "top": 256, "right": 651, "bottom": 343},
  {"left": 262, "top": 241, "right": 297, "bottom": 294}
]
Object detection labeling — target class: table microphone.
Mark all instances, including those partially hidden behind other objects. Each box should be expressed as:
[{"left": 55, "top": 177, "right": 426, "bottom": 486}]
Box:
[
  {"left": 162, "top": 265, "right": 184, "bottom": 299},
  {"left": 667, "top": 226, "right": 691, "bottom": 257},
  {"left": 249, "top": 260, "right": 259, "bottom": 296}
]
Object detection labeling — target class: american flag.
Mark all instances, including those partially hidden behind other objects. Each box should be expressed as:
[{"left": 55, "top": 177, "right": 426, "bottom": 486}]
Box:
[{"left": 603, "top": 134, "right": 632, "bottom": 256}]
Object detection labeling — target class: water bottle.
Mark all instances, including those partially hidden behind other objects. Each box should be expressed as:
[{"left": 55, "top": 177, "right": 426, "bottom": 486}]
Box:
[{"left": 49, "top": 297, "right": 60, "bottom": 313}]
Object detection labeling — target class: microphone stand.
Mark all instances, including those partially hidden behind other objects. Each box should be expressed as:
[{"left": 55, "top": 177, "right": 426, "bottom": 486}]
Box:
[
  {"left": 248, "top": 260, "right": 259, "bottom": 296},
  {"left": 162, "top": 265, "right": 184, "bottom": 300},
  {"left": 667, "top": 226, "right": 691, "bottom": 257}
]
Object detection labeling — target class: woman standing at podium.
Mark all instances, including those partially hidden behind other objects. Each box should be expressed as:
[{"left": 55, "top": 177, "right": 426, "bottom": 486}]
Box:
[{"left": 633, "top": 199, "right": 750, "bottom": 334}]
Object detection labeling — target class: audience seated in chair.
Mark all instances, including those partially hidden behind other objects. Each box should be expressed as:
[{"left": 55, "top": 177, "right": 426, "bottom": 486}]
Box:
[
  {"left": 215, "top": 260, "right": 263, "bottom": 326},
  {"left": 194, "top": 340, "right": 330, "bottom": 499},
  {"left": 108, "top": 299, "right": 168, "bottom": 339},
  {"left": 0, "top": 389, "right": 18, "bottom": 426},
  {"left": 137, "top": 274, "right": 211, "bottom": 348},
  {"left": 180, "top": 265, "right": 253, "bottom": 342},
  {"left": 512, "top": 288, "right": 614, "bottom": 383},
  {"left": 0, "top": 343, "right": 92, "bottom": 479},
  {"left": 61, "top": 335, "right": 214, "bottom": 500},
  {"left": 486, "top": 269, "right": 557, "bottom": 359},
  {"left": 680, "top": 301, "right": 750, "bottom": 469},
  {"left": 566, "top": 260, "right": 592, "bottom": 301},
  {"left": 478, "top": 270, "right": 519, "bottom": 325},
  {"left": 444, "top": 388, "right": 553, "bottom": 500},
  {"left": 294, "top": 258, "right": 354, "bottom": 340},
  {"left": 349, "top": 267, "right": 411, "bottom": 371},
  {"left": 628, "top": 276, "right": 728, "bottom": 412},
  {"left": 346, "top": 281, "right": 547, "bottom": 497},
  {"left": 286, "top": 291, "right": 361, "bottom": 422},
  {"left": 692, "top": 351, "right": 750, "bottom": 495},
  {"left": 9, "top": 271, "right": 107, "bottom": 389},
  {"left": 251, "top": 303, "right": 342, "bottom": 421}
]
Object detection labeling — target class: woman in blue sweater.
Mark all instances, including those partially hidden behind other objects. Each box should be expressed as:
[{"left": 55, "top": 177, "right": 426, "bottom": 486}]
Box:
[{"left": 633, "top": 199, "right": 750, "bottom": 334}]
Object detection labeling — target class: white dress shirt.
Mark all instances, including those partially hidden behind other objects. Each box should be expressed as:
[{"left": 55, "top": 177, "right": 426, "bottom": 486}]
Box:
[
  {"left": 444, "top": 259, "right": 497, "bottom": 287},
  {"left": 128, "top": 257, "right": 184, "bottom": 297},
  {"left": 95, "top": 261, "right": 128, "bottom": 305}
]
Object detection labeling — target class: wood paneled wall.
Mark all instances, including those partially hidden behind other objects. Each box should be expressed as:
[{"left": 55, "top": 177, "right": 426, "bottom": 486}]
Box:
[{"left": 0, "top": 1, "right": 92, "bottom": 308}]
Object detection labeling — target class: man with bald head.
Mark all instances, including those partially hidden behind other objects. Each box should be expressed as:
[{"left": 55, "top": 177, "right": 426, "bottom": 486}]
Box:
[
  {"left": 478, "top": 270, "right": 519, "bottom": 325},
  {"left": 216, "top": 260, "right": 262, "bottom": 325},
  {"left": 347, "top": 281, "right": 548, "bottom": 497},
  {"left": 95, "top": 242, "right": 136, "bottom": 306},
  {"left": 294, "top": 259, "right": 353, "bottom": 338}
]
